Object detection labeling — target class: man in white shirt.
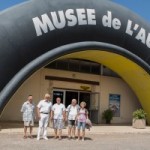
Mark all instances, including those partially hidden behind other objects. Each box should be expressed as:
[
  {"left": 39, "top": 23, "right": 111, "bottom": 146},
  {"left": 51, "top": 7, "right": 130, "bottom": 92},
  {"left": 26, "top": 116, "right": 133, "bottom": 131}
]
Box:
[
  {"left": 51, "top": 97, "right": 66, "bottom": 140},
  {"left": 21, "top": 95, "right": 35, "bottom": 139},
  {"left": 37, "top": 93, "right": 52, "bottom": 140},
  {"left": 66, "top": 99, "right": 80, "bottom": 139}
]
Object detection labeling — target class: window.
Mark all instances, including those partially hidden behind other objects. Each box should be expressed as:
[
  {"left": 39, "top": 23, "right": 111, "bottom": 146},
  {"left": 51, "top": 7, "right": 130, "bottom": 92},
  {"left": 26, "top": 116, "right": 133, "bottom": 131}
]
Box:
[
  {"left": 45, "top": 59, "right": 119, "bottom": 77},
  {"left": 68, "top": 59, "right": 80, "bottom": 72}
]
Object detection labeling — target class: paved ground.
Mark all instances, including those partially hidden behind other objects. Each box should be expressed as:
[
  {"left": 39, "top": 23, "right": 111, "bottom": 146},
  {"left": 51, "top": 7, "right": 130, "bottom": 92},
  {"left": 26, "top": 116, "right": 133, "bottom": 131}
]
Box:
[{"left": 1, "top": 122, "right": 150, "bottom": 150}]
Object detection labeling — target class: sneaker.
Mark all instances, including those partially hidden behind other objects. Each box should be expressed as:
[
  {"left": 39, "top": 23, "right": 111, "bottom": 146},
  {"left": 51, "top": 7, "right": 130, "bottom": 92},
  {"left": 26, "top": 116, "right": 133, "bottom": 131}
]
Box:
[
  {"left": 43, "top": 136, "right": 48, "bottom": 140},
  {"left": 82, "top": 138, "right": 85, "bottom": 141},
  {"left": 76, "top": 138, "right": 80, "bottom": 141}
]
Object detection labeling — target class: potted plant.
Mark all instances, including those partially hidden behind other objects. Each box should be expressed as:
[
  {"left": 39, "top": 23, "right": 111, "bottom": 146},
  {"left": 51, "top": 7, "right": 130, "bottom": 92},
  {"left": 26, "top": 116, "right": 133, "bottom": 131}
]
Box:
[
  {"left": 102, "top": 108, "right": 113, "bottom": 124},
  {"left": 132, "top": 109, "right": 147, "bottom": 129}
]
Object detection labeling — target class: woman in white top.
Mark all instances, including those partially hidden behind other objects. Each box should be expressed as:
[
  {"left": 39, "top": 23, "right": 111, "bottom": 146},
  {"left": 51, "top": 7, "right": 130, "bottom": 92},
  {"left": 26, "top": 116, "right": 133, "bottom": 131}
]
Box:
[{"left": 51, "top": 97, "right": 66, "bottom": 140}]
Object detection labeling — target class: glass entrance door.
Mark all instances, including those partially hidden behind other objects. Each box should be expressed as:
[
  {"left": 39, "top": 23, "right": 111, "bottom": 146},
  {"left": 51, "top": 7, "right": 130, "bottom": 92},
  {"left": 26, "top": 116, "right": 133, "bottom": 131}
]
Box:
[
  {"left": 79, "top": 92, "right": 91, "bottom": 110},
  {"left": 90, "top": 92, "right": 100, "bottom": 124},
  {"left": 52, "top": 90, "right": 65, "bottom": 104}
]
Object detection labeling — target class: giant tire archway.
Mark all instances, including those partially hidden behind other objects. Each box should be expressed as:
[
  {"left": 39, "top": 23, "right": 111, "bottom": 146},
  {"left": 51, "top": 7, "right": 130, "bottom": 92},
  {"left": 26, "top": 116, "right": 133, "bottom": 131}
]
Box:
[{"left": 1, "top": 0, "right": 150, "bottom": 123}]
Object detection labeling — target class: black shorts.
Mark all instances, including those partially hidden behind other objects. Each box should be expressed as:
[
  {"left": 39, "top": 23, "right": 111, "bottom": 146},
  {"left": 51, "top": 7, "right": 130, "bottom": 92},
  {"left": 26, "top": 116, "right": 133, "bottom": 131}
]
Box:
[{"left": 68, "top": 120, "right": 76, "bottom": 127}]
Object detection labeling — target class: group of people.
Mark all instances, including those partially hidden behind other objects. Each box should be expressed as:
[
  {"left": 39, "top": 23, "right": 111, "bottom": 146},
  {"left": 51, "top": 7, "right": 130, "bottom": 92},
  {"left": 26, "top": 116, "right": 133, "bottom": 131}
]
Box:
[{"left": 21, "top": 93, "right": 91, "bottom": 141}]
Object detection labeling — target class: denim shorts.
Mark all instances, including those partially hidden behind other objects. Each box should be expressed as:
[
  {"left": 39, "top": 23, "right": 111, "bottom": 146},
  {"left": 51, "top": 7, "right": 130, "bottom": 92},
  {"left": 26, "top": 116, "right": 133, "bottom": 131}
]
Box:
[{"left": 77, "top": 121, "right": 86, "bottom": 130}]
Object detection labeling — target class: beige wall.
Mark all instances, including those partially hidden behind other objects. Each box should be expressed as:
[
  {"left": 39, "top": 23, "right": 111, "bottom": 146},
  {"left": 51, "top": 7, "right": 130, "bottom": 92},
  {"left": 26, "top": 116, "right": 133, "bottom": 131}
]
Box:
[
  {"left": 1, "top": 70, "right": 42, "bottom": 121},
  {"left": 100, "top": 76, "right": 141, "bottom": 124},
  {"left": 1, "top": 68, "right": 141, "bottom": 124}
]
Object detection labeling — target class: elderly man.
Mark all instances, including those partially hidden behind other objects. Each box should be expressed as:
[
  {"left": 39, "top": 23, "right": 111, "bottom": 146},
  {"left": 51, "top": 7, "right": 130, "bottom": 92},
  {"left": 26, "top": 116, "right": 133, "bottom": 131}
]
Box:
[
  {"left": 51, "top": 97, "right": 66, "bottom": 140},
  {"left": 66, "top": 99, "right": 80, "bottom": 140},
  {"left": 37, "top": 93, "right": 52, "bottom": 140},
  {"left": 21, "top": 95, "right": 35, "bottom": 139}
]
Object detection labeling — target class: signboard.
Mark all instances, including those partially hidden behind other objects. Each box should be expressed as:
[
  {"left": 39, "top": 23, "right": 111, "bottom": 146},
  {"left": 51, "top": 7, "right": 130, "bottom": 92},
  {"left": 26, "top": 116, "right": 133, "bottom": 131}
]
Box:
[{"left": 109, "top": 94, "right": 121, "bottom": 117}]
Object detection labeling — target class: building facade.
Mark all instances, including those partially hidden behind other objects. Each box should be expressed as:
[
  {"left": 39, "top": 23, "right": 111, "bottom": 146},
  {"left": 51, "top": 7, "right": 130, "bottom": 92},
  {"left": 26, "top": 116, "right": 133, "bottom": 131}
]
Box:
[{"left": 1, "top": 59, "right": 141, "bottom": 124}]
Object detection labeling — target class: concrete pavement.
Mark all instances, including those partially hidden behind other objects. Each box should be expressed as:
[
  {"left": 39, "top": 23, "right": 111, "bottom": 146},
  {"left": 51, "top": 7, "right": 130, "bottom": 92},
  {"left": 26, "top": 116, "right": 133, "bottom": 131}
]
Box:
[
  {"left": 1, "top": 122, "right": 150, "bottom": 150},
  {"left": 1, "top": 122, "right": 150, "bottom": 134}
]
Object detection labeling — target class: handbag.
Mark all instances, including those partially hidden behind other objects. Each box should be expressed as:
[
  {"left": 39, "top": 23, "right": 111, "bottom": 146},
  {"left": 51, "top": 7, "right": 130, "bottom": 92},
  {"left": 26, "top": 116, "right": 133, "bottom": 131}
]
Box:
[{"left": 86, "top": 118, "right": 92, "bottom": 130}]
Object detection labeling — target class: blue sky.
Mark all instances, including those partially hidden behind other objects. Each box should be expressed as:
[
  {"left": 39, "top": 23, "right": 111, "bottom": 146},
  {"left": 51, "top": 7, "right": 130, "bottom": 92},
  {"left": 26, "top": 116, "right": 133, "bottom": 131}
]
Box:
[
  {"left": 0, "top": 0, "right": 150, "bottom": 22},
  {"left": 0, "top": 0, "right": 27, "bottom": 10},
  {"left": 112, "top": 0, "right": 150, "bottom": 22}
]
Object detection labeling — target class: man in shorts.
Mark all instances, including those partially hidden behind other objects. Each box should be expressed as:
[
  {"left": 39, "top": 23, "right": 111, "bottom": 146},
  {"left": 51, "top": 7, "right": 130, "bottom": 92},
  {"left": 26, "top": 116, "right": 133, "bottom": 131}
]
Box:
[
  {"left": 51, "top": 97, "right": 66, "bottom": 140},
  {"left": 21, "top": 95, "right": 35, "bottom": 139},
  {"left": 66, "top": 99, "right": 80, "bottom": 140}
]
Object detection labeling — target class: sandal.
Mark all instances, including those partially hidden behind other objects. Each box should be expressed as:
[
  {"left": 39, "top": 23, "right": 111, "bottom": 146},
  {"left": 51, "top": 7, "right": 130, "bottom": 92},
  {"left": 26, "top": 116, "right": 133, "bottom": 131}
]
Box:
[
  {"left": 23, "top": 135, "right": 27, "bottom": 139},
  {"left": 59, "top": 137, "right": 62, "bottom": 140},
  {"left": 30, "top": 135, "right": 33, "bottom": 139},
  {"left": 54, "top": 136, "right": 57, "bottom": 139}
]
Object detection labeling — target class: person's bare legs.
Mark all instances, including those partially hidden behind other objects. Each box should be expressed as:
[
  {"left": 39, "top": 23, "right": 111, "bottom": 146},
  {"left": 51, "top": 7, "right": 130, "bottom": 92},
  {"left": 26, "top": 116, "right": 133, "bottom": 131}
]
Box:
[
  {"left": 59, "top": 129, "right": 62, "bottom": 140},
  {"left": 72, "top": 126, "right": 76, "bottom": 138},
  {"left": 77, "top": 129, "right": 80, "bottom": 140},
  {"left": 68, "top": 127, "right": 71, "bottom": 139},
  {"left": 82, "top": 130, "right": 85, "bottom": 141},
  {"left": 24, "top": 126, "right": 27, "bottom": 138},
  {"left": 54, "top": 129, "right": 58, "bottom": 138},
  {"left": 29, "top": 126, "right": 33, "bottom": 138}
]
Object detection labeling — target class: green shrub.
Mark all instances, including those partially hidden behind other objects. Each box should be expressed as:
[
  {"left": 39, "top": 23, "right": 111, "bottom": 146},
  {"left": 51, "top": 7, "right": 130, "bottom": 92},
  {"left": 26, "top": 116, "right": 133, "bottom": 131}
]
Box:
[
  {"left": 102, "top": 108, "right": 113, "bottom": 124},
  {"left": 133, "top": 109, "right": 147, "bottom": 119}
]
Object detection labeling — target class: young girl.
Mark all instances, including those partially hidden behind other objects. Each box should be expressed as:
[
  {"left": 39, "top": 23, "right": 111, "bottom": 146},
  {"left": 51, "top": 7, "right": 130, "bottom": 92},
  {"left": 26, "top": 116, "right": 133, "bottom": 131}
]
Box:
[{"left": 77, "top": 101, "right": 88, "bottom": 141}]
